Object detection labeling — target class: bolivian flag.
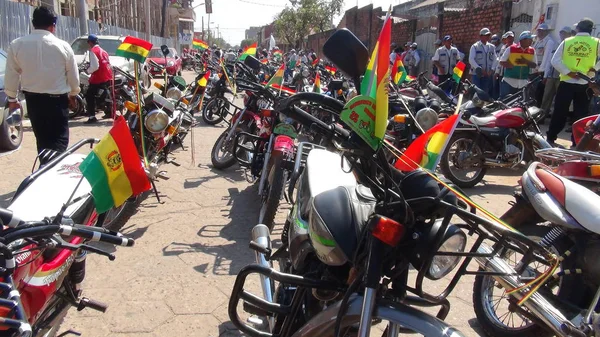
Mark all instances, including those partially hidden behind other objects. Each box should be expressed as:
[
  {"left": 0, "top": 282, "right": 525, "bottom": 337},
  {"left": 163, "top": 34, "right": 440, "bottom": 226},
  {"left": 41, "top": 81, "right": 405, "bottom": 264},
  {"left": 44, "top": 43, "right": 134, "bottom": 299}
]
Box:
[
  {"left": 391, "top": 58, "right": 407, "bottom": 85},
  {"left": 452, "top": 61, "right": 466, "bottom": 83},
  {"left": 313, "top": 71, "right": 321, "bottom": 93},
  {"left": 193, "top": 38, "right": 208, "bottom": 50},
  {"left": 265, "top": 63, "right": 284, "bottom": 90},
  {"left": 198, "top": 70, "right": 211, "bottom": 87},
  {"left": 115, "top": 36, "right": 152, "bottom": 63},
  {"left": 79, "top": 116, "right": 151, "bottom": 213},
  {"left": 239, "top": 42, "right": 257, "bottom": 61},
  {"left": 325, "top": 65, "right": 336, "bottom": 75}
]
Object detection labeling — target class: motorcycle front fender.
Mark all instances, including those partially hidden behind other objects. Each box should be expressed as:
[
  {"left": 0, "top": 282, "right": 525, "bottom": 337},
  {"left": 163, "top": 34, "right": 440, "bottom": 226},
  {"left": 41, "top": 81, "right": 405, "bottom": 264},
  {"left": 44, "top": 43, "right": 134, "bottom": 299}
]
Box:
[{"left": 291, "top": 295, "right": 465, "bottom": 337}]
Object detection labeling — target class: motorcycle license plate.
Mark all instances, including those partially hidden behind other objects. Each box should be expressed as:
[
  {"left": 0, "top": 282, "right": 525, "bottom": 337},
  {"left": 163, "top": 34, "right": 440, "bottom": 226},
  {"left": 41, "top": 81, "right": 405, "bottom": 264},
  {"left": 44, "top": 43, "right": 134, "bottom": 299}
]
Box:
[
  {"left": 167, "top": 125, "right": 177, "bottom": 136},
  {"left": 273, "top": 123, "right": 297, "bottom": 138}
]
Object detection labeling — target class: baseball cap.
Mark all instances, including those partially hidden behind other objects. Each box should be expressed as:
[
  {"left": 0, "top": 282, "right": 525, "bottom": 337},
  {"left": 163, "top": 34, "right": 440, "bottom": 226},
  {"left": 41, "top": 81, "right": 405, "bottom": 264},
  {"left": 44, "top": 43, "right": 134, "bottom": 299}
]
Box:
[
  {"left": 502, "top": 31, "right": 515, "bottom": 39},
  {"left": 443, "top": 35, "right": 452, "bottom": 41},
  {"left": 537, "top": 23, "right": 550, "bottom": 30},
  {"left": 490, "top": 34, "right": 500, "bottom": 42},
  {"left": 577, "top": 18, "right": 595, "bottom": 32},
  {"left": 405, "top": 42, "right": 412, "bottom": 46},
  {"left": 519, "top": 31, "right": 533, "bottom": 41},
  {"left": 480, "top": 28, "right": 491, "bottom": 36},
  {"left": 411, "top": 42, "right": 417, "bottom": 48},
  {"left": 87, "top": 34, "right": 98, "bottom": 43},
  {"left": 559, "top": 26, "right": 573, "bottom": 34}
]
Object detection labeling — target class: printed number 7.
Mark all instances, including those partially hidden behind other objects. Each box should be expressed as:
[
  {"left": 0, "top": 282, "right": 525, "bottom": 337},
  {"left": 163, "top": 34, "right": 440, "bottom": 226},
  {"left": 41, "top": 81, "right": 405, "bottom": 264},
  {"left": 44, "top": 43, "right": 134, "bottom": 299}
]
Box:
[{"left": 576, "top": 58, "right": 581, "bottom": 66}]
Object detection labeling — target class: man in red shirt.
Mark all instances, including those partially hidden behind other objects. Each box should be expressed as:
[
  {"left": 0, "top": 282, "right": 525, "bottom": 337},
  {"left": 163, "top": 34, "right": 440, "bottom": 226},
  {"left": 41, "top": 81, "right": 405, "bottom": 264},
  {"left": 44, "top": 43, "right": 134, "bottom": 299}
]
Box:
[{"left": 85, "top": 34, "right": 113, "bottom": 123}]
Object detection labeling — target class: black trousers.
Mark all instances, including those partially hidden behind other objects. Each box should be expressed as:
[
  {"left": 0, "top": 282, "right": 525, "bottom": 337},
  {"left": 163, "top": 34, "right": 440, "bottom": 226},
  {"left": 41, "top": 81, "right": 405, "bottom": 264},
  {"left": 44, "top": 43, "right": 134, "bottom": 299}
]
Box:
[
  {"left": 24, "top": 92, "right": 69, "bottom": 160},
  {"left": 547, "top": 82, "right": 591, "bottom": 143},
  {"left": 86, "top": 81, "right": 110, "bottom": 117}
]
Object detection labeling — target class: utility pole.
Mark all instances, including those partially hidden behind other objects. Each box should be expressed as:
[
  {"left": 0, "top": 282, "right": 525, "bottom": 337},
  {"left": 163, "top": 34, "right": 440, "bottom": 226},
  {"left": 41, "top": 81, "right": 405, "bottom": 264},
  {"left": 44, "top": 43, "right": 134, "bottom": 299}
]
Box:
[
  {"left": 77, "top": 0, "right": 88, "bottom": 35},
  {"left": 145, "top": 0, "right": 151, "bottom": 40},
  {"left": 202, "top": 16, "right": 205, "bottom": 40},
  {"left": 207, "top": 13, "right": 211, "bottom": 45}
]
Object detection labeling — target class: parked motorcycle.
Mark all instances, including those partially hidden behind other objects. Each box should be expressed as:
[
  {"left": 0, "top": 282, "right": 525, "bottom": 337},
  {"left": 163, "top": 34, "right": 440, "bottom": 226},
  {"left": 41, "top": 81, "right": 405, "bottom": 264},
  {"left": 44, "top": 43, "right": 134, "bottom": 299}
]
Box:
[
  {"left": 439, "top": 85, "right": 549, "bottom": 187},
  {"left": 201, "top": 67, "right": 235, "bottom": 125}
]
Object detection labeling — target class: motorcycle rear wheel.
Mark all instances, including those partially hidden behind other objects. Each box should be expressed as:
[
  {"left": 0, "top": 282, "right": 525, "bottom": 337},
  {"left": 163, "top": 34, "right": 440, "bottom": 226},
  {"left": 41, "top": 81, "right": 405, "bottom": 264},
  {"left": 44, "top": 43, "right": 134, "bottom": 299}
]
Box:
[
  {"left": 259, "top": 155, "right": 287, "bottom": 231},
  {"left": 102, "top": 194, "right": 145, "bottom": 232},
  {"left": 440, "top": 133, "right": 487, "bottom": 188},
  {"left": 202, "top": 97, "right": 229, "bottom": 125}
]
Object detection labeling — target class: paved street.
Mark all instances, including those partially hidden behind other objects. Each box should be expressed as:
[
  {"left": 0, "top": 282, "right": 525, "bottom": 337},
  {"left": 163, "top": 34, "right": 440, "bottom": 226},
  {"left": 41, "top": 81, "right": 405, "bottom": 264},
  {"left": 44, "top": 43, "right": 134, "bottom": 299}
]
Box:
[{"left": 0, "top": 71, "right": 573, "bottom": 337}]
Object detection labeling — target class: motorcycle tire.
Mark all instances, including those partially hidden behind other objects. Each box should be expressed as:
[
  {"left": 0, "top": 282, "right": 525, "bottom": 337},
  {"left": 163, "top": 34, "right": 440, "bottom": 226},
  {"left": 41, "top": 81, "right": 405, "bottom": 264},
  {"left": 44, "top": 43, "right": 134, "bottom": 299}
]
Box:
[
  {"left": 202, "top": 97, "right": 229, "bottom": 125},
  {"left": 472, "top": 224, "right": 584, "bottom": 337},
  {"left": 68, "top": 95, "right": 84, "bottom": 119},
  {"left": 259, "top": 155, "right": 287, "bottom": 231},
  {"left": 101, "top": 194, "right": 145, "bottom": 232},
  {"left": 211, "top": 129, "right": 238, "bottom": 170},
  {"left": 439, "top": 133, "right": 487, "bottom": 188},
  {"left": 0, "top": 109, "right": 23, "bottom": 151}
]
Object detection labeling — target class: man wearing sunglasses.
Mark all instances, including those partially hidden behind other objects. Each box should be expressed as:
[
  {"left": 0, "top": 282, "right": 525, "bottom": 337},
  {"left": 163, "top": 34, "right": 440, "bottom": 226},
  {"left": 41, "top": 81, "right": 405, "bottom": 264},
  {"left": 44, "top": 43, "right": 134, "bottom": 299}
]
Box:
[{"left": 5, "top": 6, "right": 80, "bottom": 164}]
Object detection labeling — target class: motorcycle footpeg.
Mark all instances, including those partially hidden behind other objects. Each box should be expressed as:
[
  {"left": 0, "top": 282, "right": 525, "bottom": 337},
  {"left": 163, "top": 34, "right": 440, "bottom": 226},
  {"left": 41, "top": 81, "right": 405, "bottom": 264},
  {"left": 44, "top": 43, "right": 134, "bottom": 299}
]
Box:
[
  {"left": 156, "top": 171, "right": 170, "bottom": 180},
  {"left": 77, "top": 297, "right": 108, "bottom": 313}
]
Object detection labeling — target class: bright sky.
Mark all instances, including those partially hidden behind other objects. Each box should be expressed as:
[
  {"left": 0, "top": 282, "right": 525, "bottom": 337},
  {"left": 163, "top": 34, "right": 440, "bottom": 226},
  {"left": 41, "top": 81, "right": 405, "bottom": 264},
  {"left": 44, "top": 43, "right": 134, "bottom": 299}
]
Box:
[{"left": 193, "top": 0, "right": 403, "bottom": 46}]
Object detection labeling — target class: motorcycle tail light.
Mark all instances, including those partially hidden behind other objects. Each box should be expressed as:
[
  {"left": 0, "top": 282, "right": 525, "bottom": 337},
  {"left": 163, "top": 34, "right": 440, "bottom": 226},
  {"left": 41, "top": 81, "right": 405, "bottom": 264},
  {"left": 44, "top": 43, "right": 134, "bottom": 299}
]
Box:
[
  {"left": 261, "top": 109, "right": 273, "bottom": 117},
  {"left": 589, "top": 165, "right": 600, "bottom": 177},
  {"left": 124, "top": 101, "right": 138, "bottom": 112},
  {"left": 371, "top": 215, "right": 404, "bottom": 247},
  {"left": 393, "top": 114, "right": 406, "bottom": 123},
  {"left": 154, "top": 82, "right": 164, "bottom": 90}
]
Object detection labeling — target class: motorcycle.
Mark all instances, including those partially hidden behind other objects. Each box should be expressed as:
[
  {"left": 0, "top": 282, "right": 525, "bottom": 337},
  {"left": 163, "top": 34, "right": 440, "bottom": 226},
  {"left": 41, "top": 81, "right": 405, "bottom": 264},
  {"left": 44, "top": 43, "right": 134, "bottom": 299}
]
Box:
[
  {"left": 201, "top": 66, "right": 235, "bottom": 125},
  {"left": 439, "top": 85, "right": 549, "bottom": 187}
]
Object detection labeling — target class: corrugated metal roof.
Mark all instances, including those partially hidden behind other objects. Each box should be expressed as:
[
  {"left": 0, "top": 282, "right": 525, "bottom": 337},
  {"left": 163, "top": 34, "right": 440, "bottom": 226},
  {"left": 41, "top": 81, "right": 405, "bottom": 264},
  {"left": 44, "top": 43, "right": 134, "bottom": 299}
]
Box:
[{"left": 410, "top": 0, "right": 446, "bottom": 10}]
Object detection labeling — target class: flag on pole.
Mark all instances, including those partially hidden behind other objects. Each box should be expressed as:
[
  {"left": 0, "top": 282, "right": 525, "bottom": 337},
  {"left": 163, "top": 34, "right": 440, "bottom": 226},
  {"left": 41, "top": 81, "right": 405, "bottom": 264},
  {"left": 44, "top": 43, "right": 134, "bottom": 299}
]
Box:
[
  {"left": 313, "top": 71, "right": 321, "bottom": 93},
  {"left": 394, "top": 113, "right": 462, "bottom": 171},
  {"left": 192, "top": 39, "right": 209, "bottom": 50},
  {"left": 325, "top": 65, "right": 336, "bottom": 75},
  {"left": 452, "top": 61, "right": 466, "bottom": 83},
  {"left": 79, "top": 116, "right": 151, "bottom": 213},
  {"left": 269, "top": 34, "right": 276, "bottom": 51},
  {"left": 115, "top": 36, "right": 152, "bottom": 63},
  {"left": 265, "top": 63, "right": 284, "bottom": 89},
  {"left": 391, "top": 58, "right": 408, "bottom": 85},
  {"left": 198, "top": 70, "right": 211, "bottom": 87},
  {"left": 239, "top": 42, "right": 257, "bottom": 61}
]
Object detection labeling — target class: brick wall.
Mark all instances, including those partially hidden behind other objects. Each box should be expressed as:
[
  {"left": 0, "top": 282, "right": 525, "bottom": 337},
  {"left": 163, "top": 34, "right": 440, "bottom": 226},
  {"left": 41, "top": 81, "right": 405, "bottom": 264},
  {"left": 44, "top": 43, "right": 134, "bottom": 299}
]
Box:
[
  {"left": 391, "top": 20, "right": 414, "bottom": 47},
  {"left": 306, "top": 29, "right": 335, "bottom": 58}
]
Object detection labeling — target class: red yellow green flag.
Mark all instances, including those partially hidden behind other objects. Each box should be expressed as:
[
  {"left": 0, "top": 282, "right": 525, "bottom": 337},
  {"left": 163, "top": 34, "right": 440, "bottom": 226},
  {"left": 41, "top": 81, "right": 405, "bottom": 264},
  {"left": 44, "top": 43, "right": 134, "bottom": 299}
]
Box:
[
  {"left": 312, "top": 58, "right": 319, "bottom": 67},
  {"left": 325, "top": 65, "right": 336, "bottom": 75},
  {"left": 452, "top": 61, "right": 466, "bottom": 83},
  {"left": 198, "top": 70, "right": 211, "bottom": 87},
  {"left": 359, "top": 8, "right": 391, "bottom": 143},
  {"left": 260, "top": 58, "right": 268, "bottom": 65},
  {"left": 313, "top": 71, "right": 321, "bottom": 93},
  {"left": 115, "top": 36, "right": 152, "bottom": 63},
  {"left": 239, "top": 42, "right": 257, "bottom": 61},
  {"left": 265, "top": 63, "right": 285, "bottom": 89},
  {"left": 79, "top": 116, "right": 151, "bottom": 213},
  {"left": 394, "top": 114, "right": 461, "bottom": 171},
  {"left": 392, "top": 58, "right": 408, "bottom": 85},
  {"left": 192, "top": 39, "right": 208, "bottom": 50},
  {"left": 272, "top": 49, "right": 282, "bottom": 60}
]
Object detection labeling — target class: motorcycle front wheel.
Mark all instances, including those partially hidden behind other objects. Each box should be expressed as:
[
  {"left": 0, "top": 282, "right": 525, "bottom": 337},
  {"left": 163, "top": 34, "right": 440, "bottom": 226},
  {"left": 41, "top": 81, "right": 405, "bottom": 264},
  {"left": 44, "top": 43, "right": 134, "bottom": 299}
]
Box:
[
  {"left": 211, "top": 128, "right": 238, "bottom": 169},
  {"left": 202, "top": 97, "right": 230, "bottom": 125},
  {"left": 101, "top": 194, "right": 146, "bottom": 232},
  {"left": 258, "top": 155, "right": 288, "bottom": 231},
  {"left": 439, "top": 133, "right": 487, "bottom": 188}
]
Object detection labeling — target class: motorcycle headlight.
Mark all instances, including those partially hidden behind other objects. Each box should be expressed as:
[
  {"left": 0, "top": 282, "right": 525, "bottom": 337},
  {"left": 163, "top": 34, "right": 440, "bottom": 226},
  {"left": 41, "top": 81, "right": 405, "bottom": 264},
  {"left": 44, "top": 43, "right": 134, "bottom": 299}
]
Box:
[
  {"left": 144, "top": 109, "right": 169, "bottom": 133},
  {"left": 166, "top": 87, "right": 183, "bottom": 100},
  {"left": 428, "top": 229, "right": 466, "bottom": 280},
  {"left": 167, "top": 60, "right": 175, "bottom": 67}
]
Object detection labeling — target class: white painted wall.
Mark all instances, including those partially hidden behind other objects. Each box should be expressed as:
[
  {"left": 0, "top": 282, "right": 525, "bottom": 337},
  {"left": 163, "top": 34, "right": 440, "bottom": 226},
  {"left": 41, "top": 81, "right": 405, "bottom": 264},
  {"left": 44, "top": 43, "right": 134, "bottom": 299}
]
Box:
[{"left": 531, "top": 0, "right": 600, "bottom": 41}]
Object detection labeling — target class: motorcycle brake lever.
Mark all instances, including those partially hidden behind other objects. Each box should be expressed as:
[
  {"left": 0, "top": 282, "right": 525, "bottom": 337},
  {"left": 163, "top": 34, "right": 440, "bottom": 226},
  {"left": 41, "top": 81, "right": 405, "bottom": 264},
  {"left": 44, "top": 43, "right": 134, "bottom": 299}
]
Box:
[{"left": 52, "top": 237, "right": 116, "bottom": 260}]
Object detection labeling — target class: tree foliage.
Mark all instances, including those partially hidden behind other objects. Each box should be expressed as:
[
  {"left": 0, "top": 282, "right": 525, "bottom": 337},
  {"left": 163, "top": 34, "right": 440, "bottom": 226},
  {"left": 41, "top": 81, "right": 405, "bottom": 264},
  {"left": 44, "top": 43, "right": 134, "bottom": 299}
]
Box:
[
  {"left": 240, "top": 39, "right": 257, "bottom": 49},
  {"left": 273, "top": 0, "right": 343, "bottom": 48}
]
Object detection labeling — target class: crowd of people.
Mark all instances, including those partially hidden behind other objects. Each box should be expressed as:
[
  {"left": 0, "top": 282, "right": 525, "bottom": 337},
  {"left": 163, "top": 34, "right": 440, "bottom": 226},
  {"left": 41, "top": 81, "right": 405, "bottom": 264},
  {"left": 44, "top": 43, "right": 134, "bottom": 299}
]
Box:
[{"left": 390, "top": 18, "right": 600, "bottom": 147}]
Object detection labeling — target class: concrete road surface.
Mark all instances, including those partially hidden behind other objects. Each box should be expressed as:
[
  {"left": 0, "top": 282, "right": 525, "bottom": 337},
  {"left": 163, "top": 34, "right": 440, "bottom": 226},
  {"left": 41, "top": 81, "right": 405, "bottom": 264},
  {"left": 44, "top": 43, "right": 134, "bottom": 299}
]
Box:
[{"left": 0, "top": 71, "right": 573, "bottom": 336}]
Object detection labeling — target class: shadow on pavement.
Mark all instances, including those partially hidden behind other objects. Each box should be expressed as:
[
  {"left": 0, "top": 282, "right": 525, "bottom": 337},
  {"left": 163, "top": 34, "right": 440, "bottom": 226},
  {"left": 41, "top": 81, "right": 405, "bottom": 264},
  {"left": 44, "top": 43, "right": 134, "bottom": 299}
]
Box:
[
  {"left": 0, "top": 191, "right": 16, "bottom": 208},
  {"left": 184, "top": 164, "right": 246, "bottom": 188},
  {"left": 162, "top": 184, "right": 261, "bottom": 276},
  {"left": 68, "top": 119, "right": 113, "bottom": 128}
]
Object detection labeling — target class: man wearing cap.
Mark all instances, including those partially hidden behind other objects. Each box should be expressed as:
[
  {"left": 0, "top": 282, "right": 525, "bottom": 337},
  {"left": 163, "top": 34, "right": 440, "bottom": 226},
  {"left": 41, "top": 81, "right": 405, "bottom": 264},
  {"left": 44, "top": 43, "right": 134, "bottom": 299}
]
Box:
[
  {"left": 409, "top": 43, "right": 421, "bottom": 76},
  {"left": 432, "top": 35, "right": 463, "bottom": 91},
  {"left": 431, "top": 39, "right": 442, "bottom": 83},
  {"left": 400, "top": 42, "right": 411, "bottom": 61},
  {"left": 548, "top": 18, "right": 600, "bottom": 147},
  {"left": 540, "top": 26, "right": 572, "bottom": 122},
  {"left": 4, "top": 6, "right": 79, "bottom": 163},
  {"left": 469, "top": 28, "right": 497, "bottom": 95},
  {"left": 494, "top": 32, "right": 515, "bottom": 98},
  {"left": 84, "top": 34, "right": 113, "bottom": 123},
  {"left": 533, "top": 23, "right": 555, "bottom": 107},
  {"left": 499, "top": 31, "right": 538, "bottom": 98}
]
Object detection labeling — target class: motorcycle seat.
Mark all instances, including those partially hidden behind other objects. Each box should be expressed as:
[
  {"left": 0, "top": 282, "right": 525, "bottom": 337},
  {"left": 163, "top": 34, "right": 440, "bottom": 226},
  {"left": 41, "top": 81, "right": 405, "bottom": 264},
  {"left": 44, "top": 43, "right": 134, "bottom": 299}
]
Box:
[
  {"left": 310, "top": 184, "right": 376, "bottom": 265},
  {"left": 469, "top": 115, "right": 496, "bottom": 127},
  {"left": 306, "top": 149, "right": 356, "bottom": 198},
  {"left": 523, "top": 167, "right": 600, "bottom": 234}
]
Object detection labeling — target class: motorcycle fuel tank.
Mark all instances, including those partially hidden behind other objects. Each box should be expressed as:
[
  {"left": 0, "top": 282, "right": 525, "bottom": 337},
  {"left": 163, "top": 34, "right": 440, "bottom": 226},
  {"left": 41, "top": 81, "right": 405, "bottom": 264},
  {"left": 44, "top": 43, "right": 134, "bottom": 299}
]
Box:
[{"left": 494, "top": 107, "right": 527, "bottom": 128}]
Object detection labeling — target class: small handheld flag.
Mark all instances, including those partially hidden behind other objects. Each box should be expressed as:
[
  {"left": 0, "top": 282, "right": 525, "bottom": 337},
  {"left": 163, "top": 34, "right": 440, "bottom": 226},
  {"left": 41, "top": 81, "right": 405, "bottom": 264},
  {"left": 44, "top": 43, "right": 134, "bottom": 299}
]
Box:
[
  {"left": 115, "top": 36, "right": 152, "bottom": 63},
  {"left": 313, "top": 71, "right": 321, "bottom": 93},
  {"left": 452, "top": 61, "right": 466, "bottom": 83},
  {"left": 193, "top": 39, "right": 208, "bottom": 50}
]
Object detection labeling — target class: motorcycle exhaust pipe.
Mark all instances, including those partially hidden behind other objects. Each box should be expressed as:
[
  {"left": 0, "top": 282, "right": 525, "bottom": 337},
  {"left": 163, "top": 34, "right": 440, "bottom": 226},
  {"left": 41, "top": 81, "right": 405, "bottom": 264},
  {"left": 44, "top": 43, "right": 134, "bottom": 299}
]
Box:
[
  {"left": 475, "top": 243, "right": 572, "bottom": 337},
  {"left": 484, "top": 159, "right": 517, "bottom": 168},
  {"left": 251, "top": 224, "right": 275, "bottom": 330}
]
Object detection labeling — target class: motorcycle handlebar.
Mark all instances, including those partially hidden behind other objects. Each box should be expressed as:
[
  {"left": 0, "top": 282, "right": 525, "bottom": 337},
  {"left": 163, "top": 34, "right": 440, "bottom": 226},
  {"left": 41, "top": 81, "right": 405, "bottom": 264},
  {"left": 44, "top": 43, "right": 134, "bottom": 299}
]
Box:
[
  {"left": 147, "top": 59, "right": 163, "bottom": 69},
  {"left": 0, "top": 208, "right": 23, "bottom": 228}
]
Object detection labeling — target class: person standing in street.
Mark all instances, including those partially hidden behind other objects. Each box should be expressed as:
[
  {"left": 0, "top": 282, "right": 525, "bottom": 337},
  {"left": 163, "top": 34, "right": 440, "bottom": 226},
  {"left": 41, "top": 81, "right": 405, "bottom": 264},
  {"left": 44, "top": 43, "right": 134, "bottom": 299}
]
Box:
[
  {"left": 548, "top": 18, "right": 600, "bottom": 147},
  {"left": 432, "top": 35, "right": 462, "bottom": 91},
  {"left": 389, "top": 42, "right": 398, "bottom": 64},
  {"left": 4, "top": 6, "right": 79, "bottom": 163},
  {"left": 431, "top": 39, "right": 442, "bottom": 83},
  {"left": 493, "top": 31, "right": 515, "bottom": 98},
  {"left": 533, "top": 23, "right": 555, "bottom": 106},
  {"left": 84, "top": 34, "right": 113, "bottom": 123},
  {"left": 408, "top": 43, "right": 421, "bottom": 77},
  {"left": 498, "top": 31, "right": 537, "bottom": 98},
  {"left": 540, "top": 26, "right": 572, "bottom": 122},
  {"left": 469, "top": 28, "right": 497, "bottom": 95}
]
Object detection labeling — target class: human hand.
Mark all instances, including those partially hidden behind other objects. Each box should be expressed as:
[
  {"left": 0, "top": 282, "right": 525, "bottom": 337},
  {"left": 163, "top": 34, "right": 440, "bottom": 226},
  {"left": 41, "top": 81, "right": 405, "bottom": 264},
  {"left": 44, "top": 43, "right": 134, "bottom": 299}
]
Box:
[
  {"left": 516, "top": 56, "right": 528, "bottom": 65},
  {"left": 7, "top": 101, "right": 20, "bottom": 111},
  {"left": 68, "top": 96, "right": 77, "bottom": 109},
  {"left": 494, "top": 73, "right": 500, "bottom": 80},
  {"left": 567, "top": 72, "right": 578, "bottom": 79}
]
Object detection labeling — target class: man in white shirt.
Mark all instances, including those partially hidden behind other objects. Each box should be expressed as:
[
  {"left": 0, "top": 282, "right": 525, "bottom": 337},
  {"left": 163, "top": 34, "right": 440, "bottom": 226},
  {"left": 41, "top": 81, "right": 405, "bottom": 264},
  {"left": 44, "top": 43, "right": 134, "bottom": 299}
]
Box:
[
  {"left": 533, "top": 23, "right": 555, "bottom": 107},
  {"left": 548, "top": 18, "right": 600, "bottom": 146},
  {"left": 5, "top": 6, "right": 79, "bottom": 163},
  {"left": 408, "top": 43, "right": 421, "bottom": 76},
  {"left": 432, "top": 35, "right": 463, "bottom": 91},
  {"left": 469, "top": 28, "right": 497, "bottom": 95}
]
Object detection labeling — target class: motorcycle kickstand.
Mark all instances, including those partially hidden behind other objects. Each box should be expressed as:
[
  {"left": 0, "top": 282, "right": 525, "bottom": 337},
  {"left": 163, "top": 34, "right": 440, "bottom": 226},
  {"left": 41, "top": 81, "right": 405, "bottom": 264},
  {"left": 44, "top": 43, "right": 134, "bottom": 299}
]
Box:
[{"left": 151, "top": 180, "right": 164, "bottom": 204}]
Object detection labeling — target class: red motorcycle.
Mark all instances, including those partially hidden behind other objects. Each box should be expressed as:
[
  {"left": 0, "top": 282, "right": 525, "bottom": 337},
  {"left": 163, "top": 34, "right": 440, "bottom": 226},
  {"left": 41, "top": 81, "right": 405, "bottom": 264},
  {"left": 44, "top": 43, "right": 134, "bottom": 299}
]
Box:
[{"left": 1, "top": 139, "right": 135, "bottom": 337}]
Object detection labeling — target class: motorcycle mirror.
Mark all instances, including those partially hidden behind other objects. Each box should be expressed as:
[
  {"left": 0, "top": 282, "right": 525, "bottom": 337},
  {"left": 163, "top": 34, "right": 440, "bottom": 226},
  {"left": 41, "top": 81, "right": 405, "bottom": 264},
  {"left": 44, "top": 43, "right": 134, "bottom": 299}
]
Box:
[
  {"left": 161, "top": 45, "right": 170, "bottom": 57},
  {"left": 244, "top": 55, "right": 262, "bottom": 71},
  {"left": 322, "top": 29, "right": 368, "bottom": 81}
]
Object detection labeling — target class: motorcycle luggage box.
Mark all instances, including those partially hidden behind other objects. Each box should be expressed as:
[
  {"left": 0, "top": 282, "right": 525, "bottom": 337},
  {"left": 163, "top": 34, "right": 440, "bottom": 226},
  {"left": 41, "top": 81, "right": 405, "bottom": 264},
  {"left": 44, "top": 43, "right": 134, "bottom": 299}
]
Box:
[
  {"left": 144, "top": 92, "right": 175, "bottom": 115},
  {"left": 9, "top": 154, "right": 92, "bottom": 221}
]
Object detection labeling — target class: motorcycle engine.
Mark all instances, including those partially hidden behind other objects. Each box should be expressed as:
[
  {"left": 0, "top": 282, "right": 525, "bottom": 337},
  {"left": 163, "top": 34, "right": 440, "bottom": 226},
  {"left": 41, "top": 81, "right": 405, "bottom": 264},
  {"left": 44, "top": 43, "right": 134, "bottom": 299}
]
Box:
[{"left": 503, "top": 129, "right": 524, "bottom": 162}]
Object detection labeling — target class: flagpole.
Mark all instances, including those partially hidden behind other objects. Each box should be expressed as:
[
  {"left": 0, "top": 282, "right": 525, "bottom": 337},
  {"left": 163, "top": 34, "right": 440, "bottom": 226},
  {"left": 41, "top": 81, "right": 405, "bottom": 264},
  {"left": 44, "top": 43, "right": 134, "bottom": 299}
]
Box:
[{"left": 134, "top": 61, "right": 149, "bottom": 168}]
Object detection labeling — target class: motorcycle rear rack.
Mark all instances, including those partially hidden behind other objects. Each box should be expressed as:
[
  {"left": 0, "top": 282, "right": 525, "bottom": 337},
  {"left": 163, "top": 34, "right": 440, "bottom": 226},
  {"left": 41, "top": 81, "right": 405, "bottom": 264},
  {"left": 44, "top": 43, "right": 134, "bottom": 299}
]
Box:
[
  {"left": 232, "top": 132, "right": 268, "bottom": 168},
  {"left": 287, "top": 142, "right": 326, "bottom": 204},
  {"left": 0, "top": 275, "right": 32, "bottom": 335},
  {"left": 535, "top": 148, "right": 600, "bottom": 165}
]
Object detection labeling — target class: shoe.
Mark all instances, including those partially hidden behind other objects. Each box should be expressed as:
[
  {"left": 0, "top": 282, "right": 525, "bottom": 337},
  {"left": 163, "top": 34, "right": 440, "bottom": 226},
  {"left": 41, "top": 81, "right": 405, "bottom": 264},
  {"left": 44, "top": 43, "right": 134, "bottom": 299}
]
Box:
[
  {"left": 565, "top": 126, "right": 572, "bottom": 133},
  {"left": 84, "top": 117, "right": 98, "bottom": 124}
]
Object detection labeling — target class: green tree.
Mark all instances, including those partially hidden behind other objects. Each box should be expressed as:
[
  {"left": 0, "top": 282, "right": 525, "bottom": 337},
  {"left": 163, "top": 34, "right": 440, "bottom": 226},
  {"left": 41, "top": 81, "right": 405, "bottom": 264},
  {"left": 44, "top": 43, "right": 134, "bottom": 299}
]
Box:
[
  {"left": 273, "top": 0, "right": 343, "bottom": 48},
  {"left": 240, "top": 39, "right": 257, "bottom": 49}
]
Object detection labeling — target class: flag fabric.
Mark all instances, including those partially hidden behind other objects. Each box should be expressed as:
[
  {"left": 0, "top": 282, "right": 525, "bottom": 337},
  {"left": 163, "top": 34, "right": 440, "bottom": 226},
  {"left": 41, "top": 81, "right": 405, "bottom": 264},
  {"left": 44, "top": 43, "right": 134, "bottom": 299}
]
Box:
[
  {"left": 272, "top": 49, "right": 282, "bottom": 59},
  {"left": 394, "top": 114, "right": 461, "bottom": 171},
  {"left": 265, "top": 63, "right": 284, "bottom": 89},
  {"left": 313, "top": 71, "right": 321, "bottom": 93},
  {"left": 198, "top": 70, "right": 211, "bottom": 87},
  {"left": 239, "top": 42, "right": 257, "bottom": 61},
  {"left": 192, "top": 39, "right": 208, "bottom": 50},
  {"left": 359, "top": 8, "right": 392, "bottom": 143},
  {"left": 312, "top": 58, "right": 319, "bottom": 67},
  {"left": 115, "top": 36, "right": 152, "bottom": 63},
  {"left": 325, "top": 65, "right": 336, "bottom": 75},
  {"left": 260, "top": 58, "right": 268, "bottom": 65},
  {"left": 266, "top": 83, "right": 296, "bottom": 95},
  {"left": 391, "top": 58, "right": 408, "bottom": 85},
  {"left": 452, "top": 61, "right": 466, "bottom": 83},
  {"left": 269, "top": 35, "right": 276, "bottom": 51},
  {"left": 79, "top": 116, "right": 151, "bottom": 213}
]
